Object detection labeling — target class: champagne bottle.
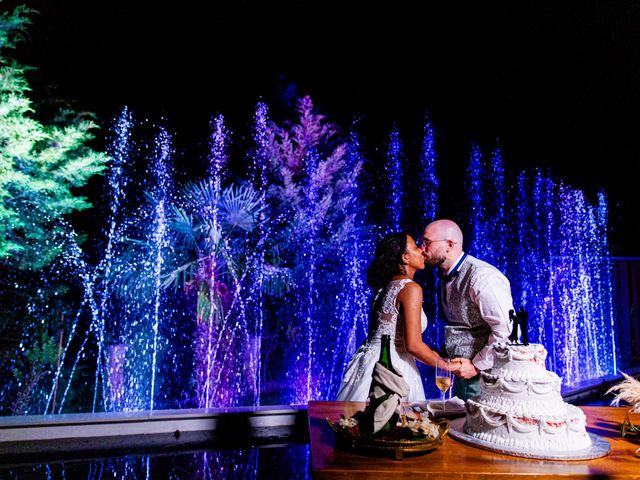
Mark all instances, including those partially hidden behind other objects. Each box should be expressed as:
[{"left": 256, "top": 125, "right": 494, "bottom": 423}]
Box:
[
  {"left": 378, "top": 334, "right": 397, "bottom": 374},
  {"left": 367, "top": 334, "right": 399, "bottom": 433}
]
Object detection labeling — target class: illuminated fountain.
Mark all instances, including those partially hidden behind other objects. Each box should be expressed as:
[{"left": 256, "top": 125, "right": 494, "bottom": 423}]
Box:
[
  {"left": 5, "top": 97, "right": 618, "bottom": 416},
  {"left": 465, "top": 146, "right": 616, "bottom": 387},
  {"left": 383, "top": 125, "right": 405, "bottom": 233},
  {"left": 44, "top": 108, "right": 135, "bottom": 414},
  {"left": 416, "top": 117, "right": 442, "bottom": 352}
]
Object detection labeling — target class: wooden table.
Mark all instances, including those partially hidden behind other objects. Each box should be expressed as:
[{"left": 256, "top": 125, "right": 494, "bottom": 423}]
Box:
[{"left": 309, "top": 401, "right": 640, "bottom": 479}]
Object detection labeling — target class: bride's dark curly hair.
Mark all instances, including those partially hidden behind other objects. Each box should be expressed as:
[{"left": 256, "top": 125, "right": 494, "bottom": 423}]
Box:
[{"left": 366, "top": 232, "right": 408, "bottom": 291}]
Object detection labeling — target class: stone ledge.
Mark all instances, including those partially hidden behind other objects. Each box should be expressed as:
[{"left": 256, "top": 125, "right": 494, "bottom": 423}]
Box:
[{"left": 0, "top": 405, "right": 309, "bottom": 461}]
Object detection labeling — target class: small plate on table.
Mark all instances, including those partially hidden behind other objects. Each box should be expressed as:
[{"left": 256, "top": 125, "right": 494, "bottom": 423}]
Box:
[{"left": 412, "top": 396, "right": 466, "bottom": 419}]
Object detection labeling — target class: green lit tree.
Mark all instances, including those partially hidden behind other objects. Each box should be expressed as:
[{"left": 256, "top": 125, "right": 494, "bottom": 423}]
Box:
[
  {"left": 0, "top": 4, "right": 108, "bottom": 414},
  {"left": 0, "top": 4, "right": 108, "bottom": 270}
]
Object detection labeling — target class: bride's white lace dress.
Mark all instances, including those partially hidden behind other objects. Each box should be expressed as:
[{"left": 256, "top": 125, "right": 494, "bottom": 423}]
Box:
[{"left": 336, "top": 278, "right": 427, "bottom": 402}]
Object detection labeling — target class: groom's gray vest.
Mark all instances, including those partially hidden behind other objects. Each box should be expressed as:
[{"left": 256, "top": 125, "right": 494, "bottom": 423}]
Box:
[{"left": 442, "top": 255, "right": 492, "bottom": 359}]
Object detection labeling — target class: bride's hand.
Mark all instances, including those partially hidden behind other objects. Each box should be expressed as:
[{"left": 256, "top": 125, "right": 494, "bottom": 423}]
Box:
[
  {"left": 453, "top": 357, "right": 479, "bottom": 378},
  {"left": 448, "top": 358, "right": 463, "bottom": 373}
]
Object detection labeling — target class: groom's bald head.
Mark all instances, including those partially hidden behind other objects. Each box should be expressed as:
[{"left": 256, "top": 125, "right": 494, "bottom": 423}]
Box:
[{"left": 421, "top": 219, "right": 464, "bottom": 271}]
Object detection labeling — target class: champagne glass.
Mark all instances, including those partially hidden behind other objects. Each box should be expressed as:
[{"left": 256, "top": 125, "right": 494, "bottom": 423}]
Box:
[{"left": 435, "top": 358, "right": 453, "bottom": 414}]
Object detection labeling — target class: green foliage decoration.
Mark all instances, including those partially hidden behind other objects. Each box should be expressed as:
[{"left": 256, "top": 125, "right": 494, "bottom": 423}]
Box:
[
  {"left": 0, "top": 4, "right": 109, "bottom": 270},
  {"left": 0, "top": 3, "right": 108, "bottom": 415}
]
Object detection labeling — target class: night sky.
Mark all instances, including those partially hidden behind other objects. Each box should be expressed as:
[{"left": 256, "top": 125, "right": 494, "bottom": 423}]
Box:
[{"left": 5, "top": 1, "right": 640, "bottom": 255}]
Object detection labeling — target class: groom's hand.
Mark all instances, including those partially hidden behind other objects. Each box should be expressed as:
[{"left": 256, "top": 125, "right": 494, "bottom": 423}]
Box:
[{"left": 452, "top": 357, "right": 479, "bottom": 379}]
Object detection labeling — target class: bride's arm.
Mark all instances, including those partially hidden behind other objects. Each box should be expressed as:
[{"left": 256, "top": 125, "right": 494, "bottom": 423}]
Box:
[{"left": 398, "top": 283, "right": 459, "bottom": 371}]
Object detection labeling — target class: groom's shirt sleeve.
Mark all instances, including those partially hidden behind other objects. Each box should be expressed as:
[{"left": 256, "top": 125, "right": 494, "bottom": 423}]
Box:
[{"left": 468, "top": 268, "right": 514, "bottom": 371}]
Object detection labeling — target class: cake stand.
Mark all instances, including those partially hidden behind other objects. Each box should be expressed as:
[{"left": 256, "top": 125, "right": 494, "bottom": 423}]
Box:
[{"left": 448, "top": 417, "right": 611, "bottom": 461}]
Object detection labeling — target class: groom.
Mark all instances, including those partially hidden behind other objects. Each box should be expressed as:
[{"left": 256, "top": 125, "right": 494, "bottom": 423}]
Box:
[{"left": 420, "top": 219, "right": 514, "bottom": 400}]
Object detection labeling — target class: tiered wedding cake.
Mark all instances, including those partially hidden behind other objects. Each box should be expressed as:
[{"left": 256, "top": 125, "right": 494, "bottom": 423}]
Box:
[{"left": 463, "top": 342, "right": 592, "bottom": 452}]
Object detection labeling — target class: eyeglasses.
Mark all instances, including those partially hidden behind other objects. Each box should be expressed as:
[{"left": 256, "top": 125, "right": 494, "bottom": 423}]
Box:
[{"left": 419, "top": 239, "right": 453, "bottom": 248}]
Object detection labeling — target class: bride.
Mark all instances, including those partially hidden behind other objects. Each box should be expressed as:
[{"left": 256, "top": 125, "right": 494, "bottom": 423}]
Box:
[{"left": 336, "top": 232, "right": 459, "bottom": 402}]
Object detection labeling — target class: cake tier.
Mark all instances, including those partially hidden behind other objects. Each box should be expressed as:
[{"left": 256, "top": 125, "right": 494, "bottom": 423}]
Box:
[
  {"left": 488, "top": 365, "right": 554, "bottom": 381},
  {"left": 493, "top": 342, "right": 547, "bottom": 363},
  {"left": 492, "top": 342, "right": 549, "bottom": 377},
  {"left": 464, "top": 400, "right": 591, "bottom": 451},
  {"left": 481, "top": 371, "right": 562, "bottom": 398},
  {"left": 472, "top": 392, "right": 568, "bottom": 416}
]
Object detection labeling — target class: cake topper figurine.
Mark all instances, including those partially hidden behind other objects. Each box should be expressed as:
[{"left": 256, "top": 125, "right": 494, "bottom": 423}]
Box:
[{"left": 508, "top": 306, "right": 529, "bottom": 345}]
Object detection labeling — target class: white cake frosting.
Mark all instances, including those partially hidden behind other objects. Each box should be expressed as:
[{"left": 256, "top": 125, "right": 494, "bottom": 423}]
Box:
[{"left": 463, "top": 342, "right": 592, "bottom": 452}]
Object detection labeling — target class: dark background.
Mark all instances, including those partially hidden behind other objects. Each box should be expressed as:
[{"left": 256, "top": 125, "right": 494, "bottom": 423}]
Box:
[{"left": 5, "top": 0, "right": 640, "bottom": 255}]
